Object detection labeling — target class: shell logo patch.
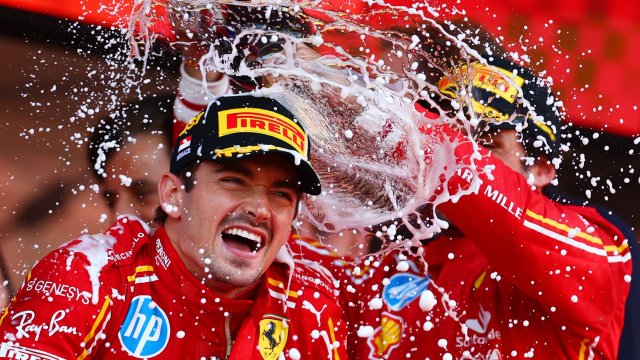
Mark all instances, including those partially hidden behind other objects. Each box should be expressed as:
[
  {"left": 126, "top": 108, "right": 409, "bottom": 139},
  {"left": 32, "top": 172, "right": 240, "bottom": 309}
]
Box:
[
  {"left": 367, "top": 312, "right": 403, "bottom": 360},
  {"left": 259, "top": 315, "right": 289, "bottom": 360}
]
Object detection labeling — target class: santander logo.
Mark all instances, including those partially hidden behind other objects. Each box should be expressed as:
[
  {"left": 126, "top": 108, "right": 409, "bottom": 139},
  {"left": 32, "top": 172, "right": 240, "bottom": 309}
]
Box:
[
  {"left": 456, "top": 304, "right": 502, "bottom": 349},
  {"left": 465, "top": 305, "right": 491, "bottom": 334}
]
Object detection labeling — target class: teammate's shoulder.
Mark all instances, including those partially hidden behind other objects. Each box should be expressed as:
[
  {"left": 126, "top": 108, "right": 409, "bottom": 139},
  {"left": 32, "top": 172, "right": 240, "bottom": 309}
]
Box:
[
  {"left": 48, "top": 216, "right": 154, "bottom": 270},
  {"left": 292, "top": 260, "right": 338, "bottom": 296},
  {"left": 274, "top": 245, "right": 339, "bottom": 297},
  {"left": 103, "top": 216, "right": 155, "bottom": 265},
  {"left": 288, "top": 233, "right": 352, "bottom": 269}
]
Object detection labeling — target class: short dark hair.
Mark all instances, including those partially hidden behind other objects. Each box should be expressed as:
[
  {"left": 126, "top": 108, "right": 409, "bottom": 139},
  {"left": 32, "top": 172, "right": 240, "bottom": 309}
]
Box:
[
  {"left": 88, "top": 94, "right": 175, "bottom": 182},
  {"left": 154, "top": 162, "right": 200, "bottom": 225}
]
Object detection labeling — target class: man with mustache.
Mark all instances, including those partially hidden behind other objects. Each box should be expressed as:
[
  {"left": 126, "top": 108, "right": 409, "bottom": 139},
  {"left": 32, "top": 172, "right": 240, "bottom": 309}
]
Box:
[{"left": 0, "top": 94, "right": 348, "bottom": 360}]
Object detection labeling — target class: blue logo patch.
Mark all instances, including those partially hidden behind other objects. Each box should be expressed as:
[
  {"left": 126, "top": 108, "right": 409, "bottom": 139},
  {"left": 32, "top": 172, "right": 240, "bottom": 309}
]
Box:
[
  {"left": 383, "top": 273, "right": 431, "bottom": 311},
  {"left": 118, "top": 295, "right": 170, "bottom": 358}
]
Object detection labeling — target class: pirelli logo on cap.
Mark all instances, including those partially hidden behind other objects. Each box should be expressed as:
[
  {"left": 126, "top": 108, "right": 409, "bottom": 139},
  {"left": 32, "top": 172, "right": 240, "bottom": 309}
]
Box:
[
  {"left": 218, "top": 108, "right": 308, "bottom": 157},
  {"left": 439, "top": 63, "right": 525, "bottom": 104},
  {"left": 471, "top": 63, "right": 525, "bottom": 103}
]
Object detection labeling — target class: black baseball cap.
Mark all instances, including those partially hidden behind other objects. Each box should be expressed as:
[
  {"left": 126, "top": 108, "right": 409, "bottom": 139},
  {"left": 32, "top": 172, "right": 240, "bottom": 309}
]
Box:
[
  {"left": 171, "top": 94, "right": 321, "bottom": 195},
  {"left": 438, "top": 58, "right": 563, "bottom": 159}
]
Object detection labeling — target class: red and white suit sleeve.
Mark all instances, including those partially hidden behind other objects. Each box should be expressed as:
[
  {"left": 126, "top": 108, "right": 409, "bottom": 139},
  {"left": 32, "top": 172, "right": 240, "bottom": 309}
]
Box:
[
  {"left": 437, "top": 131, "right": 632, "bottom": 335},
  {"left": 0, "top": 241, "right": 120, "bottom": 359}
]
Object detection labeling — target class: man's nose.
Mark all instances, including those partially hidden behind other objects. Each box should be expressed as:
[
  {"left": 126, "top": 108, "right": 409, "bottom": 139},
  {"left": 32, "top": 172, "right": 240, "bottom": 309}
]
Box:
[{"left": 241, "top": 188, "right": 272, "bottom": 223}]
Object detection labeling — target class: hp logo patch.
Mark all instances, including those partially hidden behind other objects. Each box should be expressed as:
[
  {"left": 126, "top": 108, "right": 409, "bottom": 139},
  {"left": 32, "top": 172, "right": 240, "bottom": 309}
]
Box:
[
  {"left": 383, "top": 273, "right": 430, "bottom": 311},
  {"left": 118, "top": 295, "right": 170, "bottom": 358}
]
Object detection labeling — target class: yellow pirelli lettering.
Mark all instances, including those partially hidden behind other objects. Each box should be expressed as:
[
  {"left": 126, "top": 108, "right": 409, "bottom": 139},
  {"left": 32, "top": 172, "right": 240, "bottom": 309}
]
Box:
[
  {"left": 442, "top": 63, "right": 525, "bottom": 103},
  {"left": 525, "top": 209, "right": 603, "bottom": 245},
  {"left": 471, "top": 63, "right": 525, "bottom": 103},
  {"left": 218, "top": 108, "right": 307, "bottom": 157},
  {"left": 328, "top": 317, "right": 340, "bottom": 360},
  {"left": 267, "top": 278, "right": 299, "bottom": 298},
  {"left": 77, "top": 296, "right": 112, "bottom": 360}
]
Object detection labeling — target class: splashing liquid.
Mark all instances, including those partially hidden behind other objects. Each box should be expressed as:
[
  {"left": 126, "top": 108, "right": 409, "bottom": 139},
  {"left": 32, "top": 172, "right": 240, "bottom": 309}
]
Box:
[{"left": 128, "top": 1, "right": 543, "bottom": 242}]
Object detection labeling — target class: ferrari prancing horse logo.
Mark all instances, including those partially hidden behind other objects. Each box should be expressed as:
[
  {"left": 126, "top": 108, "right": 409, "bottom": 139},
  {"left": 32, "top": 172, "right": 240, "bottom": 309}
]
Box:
[{"left": 259, "top": 315, "right": 289, "bottom": 360}]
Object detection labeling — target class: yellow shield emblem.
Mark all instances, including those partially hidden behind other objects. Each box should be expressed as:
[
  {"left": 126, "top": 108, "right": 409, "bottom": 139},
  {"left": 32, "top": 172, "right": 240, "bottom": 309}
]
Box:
[{"left": 259, "top": 316, "right": 289, "bottom": 360}]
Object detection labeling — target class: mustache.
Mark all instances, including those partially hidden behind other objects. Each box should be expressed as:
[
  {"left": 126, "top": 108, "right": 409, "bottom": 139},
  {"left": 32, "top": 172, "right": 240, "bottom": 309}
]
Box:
[{"left": 220, "top": 212, "right": 271, "bottom": 236}]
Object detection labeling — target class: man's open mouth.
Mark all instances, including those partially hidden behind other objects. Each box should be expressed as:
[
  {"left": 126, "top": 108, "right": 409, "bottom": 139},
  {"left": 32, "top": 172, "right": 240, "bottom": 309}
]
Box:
[{"left": 221, "top": 227, "right": 264, "bottom": 253}]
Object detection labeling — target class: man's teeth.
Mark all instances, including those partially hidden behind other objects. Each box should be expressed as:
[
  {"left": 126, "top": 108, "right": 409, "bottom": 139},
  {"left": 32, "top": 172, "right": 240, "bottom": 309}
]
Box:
[{"left": 225, "top": 228, "right": 262, "bottom": 244}]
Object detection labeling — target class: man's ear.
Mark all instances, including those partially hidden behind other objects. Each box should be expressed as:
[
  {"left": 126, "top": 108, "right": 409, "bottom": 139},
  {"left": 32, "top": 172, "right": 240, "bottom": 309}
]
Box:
[
  {"left": 530, "top": 157, "right": 556, "bottom": 188},
  {"left": 158, "top": 173, "right": 183, "bottom": 219}
]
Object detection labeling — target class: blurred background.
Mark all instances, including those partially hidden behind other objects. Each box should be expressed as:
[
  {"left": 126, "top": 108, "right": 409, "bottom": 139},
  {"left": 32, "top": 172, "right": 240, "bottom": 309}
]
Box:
[{"left": 0, "top": 0, "right": 638, "bottom": 305}]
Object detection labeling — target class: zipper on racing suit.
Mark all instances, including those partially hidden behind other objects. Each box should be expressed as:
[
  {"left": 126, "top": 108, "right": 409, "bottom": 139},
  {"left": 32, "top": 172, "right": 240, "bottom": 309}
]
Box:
[{"left": 225, "top": 314, "right": 232, "bottom": 359}]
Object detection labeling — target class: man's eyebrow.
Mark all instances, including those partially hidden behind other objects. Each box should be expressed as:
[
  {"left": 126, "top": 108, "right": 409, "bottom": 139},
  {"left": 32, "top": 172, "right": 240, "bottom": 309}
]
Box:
[
  {"left": 271, "top": 180, "right": 300, "bottom": 192},
  {"left": 214, "top": 162, "right": 301, "bottom": 192},
  {"left": 212, "top": 162, "right": 254, "bottom": 177}
]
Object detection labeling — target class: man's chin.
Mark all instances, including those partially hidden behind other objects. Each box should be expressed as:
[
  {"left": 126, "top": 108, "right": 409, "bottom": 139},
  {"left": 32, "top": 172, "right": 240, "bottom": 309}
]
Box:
[{"left": 213, "top": 262, "right": 263, "bottom": 285}]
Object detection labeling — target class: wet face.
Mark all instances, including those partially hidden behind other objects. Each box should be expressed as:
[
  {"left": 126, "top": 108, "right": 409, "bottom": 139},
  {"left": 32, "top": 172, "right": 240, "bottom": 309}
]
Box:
[
  {"left": 477, "top": 128, "right": 556, "bottom": 189},
  {"left": 102, "top": 134, "right": 170, "bottom": 223},
  {"left": 167, "top": 154, "right": 301, "bottom": 297},
  {"left": 477, "top": 129, "right": 528, "bottom": 176}
]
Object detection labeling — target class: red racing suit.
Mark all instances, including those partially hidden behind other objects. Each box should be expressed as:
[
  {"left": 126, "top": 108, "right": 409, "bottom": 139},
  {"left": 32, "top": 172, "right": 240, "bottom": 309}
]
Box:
[
  {"left": 317, "top": 130, "right": 632, "bottom": 359},
  {"left": 0, "top": 217, "right": 347, "bottom": 360}
]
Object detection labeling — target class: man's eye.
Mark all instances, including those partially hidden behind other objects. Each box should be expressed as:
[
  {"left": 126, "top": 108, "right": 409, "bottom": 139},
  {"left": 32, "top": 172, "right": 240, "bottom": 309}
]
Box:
[
  {"left": 271, "top": 191, "right": 295, "bottom": 203},
  {"left": 221, "top": 177, "right": 244, "bottom": 185}
]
